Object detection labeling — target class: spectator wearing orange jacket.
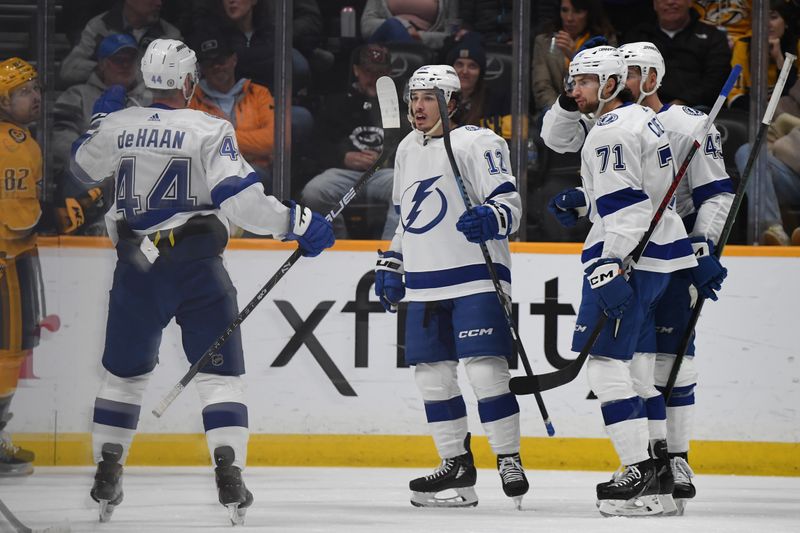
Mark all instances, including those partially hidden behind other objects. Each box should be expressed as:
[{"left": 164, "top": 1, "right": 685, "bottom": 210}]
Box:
[{"left": 188, "top": 31, "right": 274, "bottom": 181}]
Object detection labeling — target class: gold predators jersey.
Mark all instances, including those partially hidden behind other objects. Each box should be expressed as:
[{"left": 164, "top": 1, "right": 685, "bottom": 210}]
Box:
[{"left": 0, "top": 119, "right": 42, "bottom": 252}]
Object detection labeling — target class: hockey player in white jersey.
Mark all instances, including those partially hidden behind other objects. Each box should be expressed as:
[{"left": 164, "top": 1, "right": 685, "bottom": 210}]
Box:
[
  {"left": 558, "top": 46, "right": 701, "bottom": 516},
  {"left": 374, "top": 65, "right": 528, "bottom": 509},
  {"left": 617, "top": 42, "right": 733, "bottom": 514},
  {"left": 545, "top": 42, "right": 733, "bottom": 514},
  {"left": 72, "top": 39, "right": 335, "bottom": 525}
]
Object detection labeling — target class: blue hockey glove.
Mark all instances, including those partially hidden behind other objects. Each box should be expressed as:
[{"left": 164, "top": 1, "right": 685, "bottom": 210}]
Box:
[
  {"left": 456, "top": 203, "right": 508, "bottom": 243},
  {"left": 547, "top": 188, "right": 587, "bottom": 227},
  {"left": 283, "top": 201, "right": 335, "bottom": 257},
  {"left": 688, "top": 238, "right": 727, "bottom": 301},
  {"left": 585, "top": 258, "right": 633, "bottom": 319},
  {"left": 92, "top": 84, "right": 127, "bottom": 115},
  {"left": 375, "top": 250, "right": 405, "bottom": 312},
  {"left": 578, "top": 35, "right": 609, "bottom": 53}
]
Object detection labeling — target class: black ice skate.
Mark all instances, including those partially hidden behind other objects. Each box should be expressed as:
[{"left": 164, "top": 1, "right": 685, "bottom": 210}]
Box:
[
  {"left": 651, "top": 440, "right": 677, "bottom": 515},
  {"left": 596, "top": 458, "right": 664, "bottom": 517},
  {"left": 0, "top": 431, "right": 34, "bottom": 477},
  {"left": 671, "top": 455, "right": 696, "bottom": 516},
  {"left": 497, "top": 452, "right": 529, "bottom": 510},
  {"left": 90, "top": 442, "right": 124, "bottom": 522},
  {"left": 409, "top": 433, "right": 478, "bottom": 508},
  {"left": 214, "top": 446, "right": 253, "bottom": 526}
]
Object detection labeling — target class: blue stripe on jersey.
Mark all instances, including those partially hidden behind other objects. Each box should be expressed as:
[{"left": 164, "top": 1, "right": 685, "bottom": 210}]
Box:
[
  {"left": 601, "top": 396, "right": 646, "bottom": 426},
  {"left": 691, "top": 178, "right": 734, "bottom": 209},
  {"left": 581, "top": 241, "right": 604, "bottom": 263},
  {"left": 486, "top": 182, "right": 517, "bottom": 200},
  {"left": 126, "top": 206, "right": 215, "bottom": 231},
  {"left": 406, "top": 263, "right": 511, "bottom": 290},
  {"left": 210, "top": 172, "right": 262, "bottom": 207},
  {"left": 424, "top": 396, "right": 467, "bottom": 423},
  {"left": 642, "top": 238, "right": 693, "bottom": 260},
  {"left": 477, "top": 392, "right": 520, "bottom": 423},
  {"left": 596, "top": 187, "right": 649, "bottom": 217},
  {"left": 656, "top": 384, "right": 696, "bottom": 407},
  {"left": 202, "top": 401, "right": 249, "bottom": 431},
  {"left": 645, "top": 395, "right": 666, "bottom": 421},
  {"left": 93, "top": 398, "right": 141, "bottom": 430}
]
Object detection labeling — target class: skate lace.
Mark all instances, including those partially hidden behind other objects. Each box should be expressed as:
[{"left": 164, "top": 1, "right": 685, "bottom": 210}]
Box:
[
  {"left": 424, "top": 458, "right": 456, "bottom": 481},
  {"left": 609, "top": 465, "right": 641, "bottom": 487},
  {"left": 0, "top": 437, "right": 20, "bottom": 457},
  {"left": 498, "top": 455, "right": 524, "bottom": 484},
  {"left": 672, "top": 457, "right": 694, "bottom": 485}
]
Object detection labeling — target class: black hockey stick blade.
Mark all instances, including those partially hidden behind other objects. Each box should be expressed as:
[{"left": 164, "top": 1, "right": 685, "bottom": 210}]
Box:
[{"left": 510, "top": 315, "right": 607, "bottom": 394}]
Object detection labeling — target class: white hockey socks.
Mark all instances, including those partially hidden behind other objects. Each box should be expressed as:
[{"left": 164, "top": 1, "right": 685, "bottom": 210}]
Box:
[
  {"left": 415, "top": 362, "right": 468, "bottom": 459},
  {"left": 655, "top": 354, "right": 697, "bottom": 454},
  {"left": 463, "top": 356, "right": 520, "bottom": 456},
  {"left": 630, "top": 352, "right": 667, "bottom": 444},
  {"left": 92, "top": 371, "right": 152, "bottom": 464},
  {"left": 196, "top": 373, "right": 249, "bottom": 470},
  {"left": 587, "top": 356, "right": 649, "bottom": 466}
]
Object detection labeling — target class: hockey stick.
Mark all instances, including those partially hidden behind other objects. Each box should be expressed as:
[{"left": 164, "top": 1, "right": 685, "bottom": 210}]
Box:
[
  {"left": 435, "top": 89, "right": 555, "bottom": 436},
  {"left": 663, "top": 54, "right": 796, "bottom": 403},
  {"left": 0, "top": 498, "right": 71, "bottom": 533},
  {"left": 152, "top": 77, "right": 402, "bottom": 417},
  {"left": 510, "top": 65, "right": 742, "bottom": 395}
]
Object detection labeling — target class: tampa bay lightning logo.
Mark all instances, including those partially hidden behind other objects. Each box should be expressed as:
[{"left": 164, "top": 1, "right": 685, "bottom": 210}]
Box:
[
  {"left": 596, "top": 113, "right": 618, "bottom": 126},
  {"left": 401, "top": 175, "right": 448, "bottom": 234},
  {"left": 682, "top": 106, "right": 703, "bottom": 116}
]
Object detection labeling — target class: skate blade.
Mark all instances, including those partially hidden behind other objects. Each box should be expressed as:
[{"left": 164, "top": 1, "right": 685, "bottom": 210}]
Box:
[
  {"left": 98, "top": 499, "right": 116, "bottom": 523},
  {"left": 226, "top": 503, "right": 247, "bottom": 526},
  {"left": 410, "top": 487, "right": 478, "bottom": 508},
  {"left": 512, "top": 495, "right": 523, "bottom": 511},
  {"left": 660, "top": 493, "right": 678, "bottom": 516},
  {"left": 0, "top": 463, "right": 34, "bottom": 476},
  {"left": 674, "top": 498, "right": 688, "bottom": 516},
  {"left": 597, "top": 494, "right": 664, "bottom": 517}
]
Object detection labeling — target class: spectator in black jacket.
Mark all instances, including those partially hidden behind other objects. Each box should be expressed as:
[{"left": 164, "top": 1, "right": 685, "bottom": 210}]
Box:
[
  {"left": 624, "top": 0, "right": 731, "bottom": 109},
  {"left": 300, "top": 45, "right": 407, "bottom": 239}
]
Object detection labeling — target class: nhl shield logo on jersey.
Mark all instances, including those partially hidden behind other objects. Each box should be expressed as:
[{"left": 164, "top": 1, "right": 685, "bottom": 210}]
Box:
[
  {"left": 8, "top": 127, "right": 26, "bottom": 143},
  {"left": 596, "top": 113, "right": 618, "bottom": 127},
  {"left": 401, "top": 175, "right": 448, "bottom": 234},
  {"left": 682, "top": 106, "right": 704, "bottom": 116}
]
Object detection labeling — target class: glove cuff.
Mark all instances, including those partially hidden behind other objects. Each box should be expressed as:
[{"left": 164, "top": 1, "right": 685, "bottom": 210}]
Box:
[
  {"left": 376, "top": 249, "right": 404, "bottom": 275},
  {"left": 585, "top": 258, "right": 623, "bottom": 288},
  {"left": 284, "top": 200, "right": 313, "bottom": 239},
  {"left": 486, "top": 201, "right": 511, "bottom": 238},
  {"left": 690, "top": 237, "right": 714, "bottom": 258}
]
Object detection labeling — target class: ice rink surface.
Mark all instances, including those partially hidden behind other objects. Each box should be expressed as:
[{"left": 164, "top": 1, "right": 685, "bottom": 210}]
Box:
[{"left": 1, "top": 467, "right": 799, "bottom": 533}]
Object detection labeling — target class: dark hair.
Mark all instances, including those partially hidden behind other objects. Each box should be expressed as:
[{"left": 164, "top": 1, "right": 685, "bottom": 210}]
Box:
[
  {"left": 617, "top": 86, "right": 635, "bottom": 104},
  {"left": 771, "top": 0, "right": 799, "bottom": 55},
  {"left": 545, "top": 0, "right": 616, "bottom": 38}
]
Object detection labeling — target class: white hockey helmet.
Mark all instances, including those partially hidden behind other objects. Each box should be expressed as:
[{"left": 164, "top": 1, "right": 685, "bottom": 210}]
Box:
[
  {"left": 569, "top": 46, "right": 627, "bottom": 104},
  {"left": 618, "top": 42, "right": 665, "bottom": 103},
  {"left": 405, "top": 64, "right": 461, "bottom": 104},
  {"left": 141, "top": 39, "right": 197, "bottom": 91}
]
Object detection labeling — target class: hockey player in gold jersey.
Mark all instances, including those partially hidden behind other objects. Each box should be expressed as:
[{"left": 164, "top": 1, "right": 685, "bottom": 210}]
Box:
[{"left": 0, "top": 57, "right": 44, "bottom": 476}]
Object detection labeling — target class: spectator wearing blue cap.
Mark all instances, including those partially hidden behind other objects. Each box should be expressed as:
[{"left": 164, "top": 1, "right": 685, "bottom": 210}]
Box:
[{"left": 52, "top": 33, "right": 152, "bottom": 233}]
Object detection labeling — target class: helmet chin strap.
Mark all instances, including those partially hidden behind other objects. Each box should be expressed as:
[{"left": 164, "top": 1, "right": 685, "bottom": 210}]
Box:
[{"left": 183, "top": 75, "right": 197, "bottom": 106}]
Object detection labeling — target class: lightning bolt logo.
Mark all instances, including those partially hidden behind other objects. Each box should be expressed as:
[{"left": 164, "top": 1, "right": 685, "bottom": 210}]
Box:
[{"left": 402, "top": 175, "right": 448, "bottom": 234}]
